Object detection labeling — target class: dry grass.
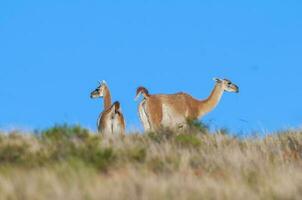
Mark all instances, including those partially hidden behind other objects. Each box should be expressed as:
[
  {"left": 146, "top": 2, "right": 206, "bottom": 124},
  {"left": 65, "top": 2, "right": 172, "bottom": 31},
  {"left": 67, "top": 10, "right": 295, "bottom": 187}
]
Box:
[{"left": 0, "top": 125, "right": 301, "bottom": 200}]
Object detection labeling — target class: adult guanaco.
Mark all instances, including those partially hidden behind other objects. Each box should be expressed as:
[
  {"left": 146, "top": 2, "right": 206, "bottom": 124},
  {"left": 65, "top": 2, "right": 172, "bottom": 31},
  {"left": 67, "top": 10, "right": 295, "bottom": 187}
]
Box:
[
  {"left": 135, "top": 78, "right": 239, "bottom": 131},
  {"left": 90, "top": 81, "right": 125, "bottom": 135}
]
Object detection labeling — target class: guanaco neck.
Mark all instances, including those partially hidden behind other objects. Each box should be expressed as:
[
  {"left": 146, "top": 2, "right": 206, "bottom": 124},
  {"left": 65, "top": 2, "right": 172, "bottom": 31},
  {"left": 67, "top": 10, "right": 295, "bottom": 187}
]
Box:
[
  {"left": 198, "top": 83, "right": 224, "bottom": 116},
  {"left": 103, "top": 86, "right": 112, "bottom": 110}
]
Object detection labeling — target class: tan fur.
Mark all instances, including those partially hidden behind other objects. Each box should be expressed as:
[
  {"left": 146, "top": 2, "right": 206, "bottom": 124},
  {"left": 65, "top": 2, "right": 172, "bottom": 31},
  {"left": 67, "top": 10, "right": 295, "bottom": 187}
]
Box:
[
  {"left": 112, "top": 102, "right": 126, "bottom": 135},
  {"left": 103, "top": 86, "right": 112, "bottom": 110},
  {"left": 136, "top": 79, "right": 239, "bottom": 131},
  {"left": 91, "top": 81, "right": 125, "bottom": 135},
  {"left": 98, "top": 102, "right": 125, "bottom": 135},
  {"left": 138, "top": 100, "right": 152, "bottom": 131}
]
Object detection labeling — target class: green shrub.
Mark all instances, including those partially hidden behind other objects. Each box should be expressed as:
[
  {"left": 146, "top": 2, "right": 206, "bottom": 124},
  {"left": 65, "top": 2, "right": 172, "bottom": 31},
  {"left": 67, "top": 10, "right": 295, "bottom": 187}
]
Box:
[
  {"left": 126, "top": 146, "right": 146, "bottom": 163},
  {"left": 0, "top": 144, "right": 28, "bottom": 164},
  {"left": 186, "top": 119, "right": 209, "bottom": 133},
  {"left": 175, "top": 134, "right": 201, "bottom": 148},
  {"left": 147, "top": 128, "right": 175, "bottom": 143},
  {"left": 83, "top": 147, "right": 115, "bottom": 171},
  {"left": 41, "top": 124, "right": 90, "bottom": 141}
]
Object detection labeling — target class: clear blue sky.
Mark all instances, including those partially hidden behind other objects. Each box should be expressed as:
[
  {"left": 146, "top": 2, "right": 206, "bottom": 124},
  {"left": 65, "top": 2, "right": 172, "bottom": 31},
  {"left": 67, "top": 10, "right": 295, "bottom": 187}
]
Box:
[{"left": 1, "top": 1, "right": 302, "bottom": 134}]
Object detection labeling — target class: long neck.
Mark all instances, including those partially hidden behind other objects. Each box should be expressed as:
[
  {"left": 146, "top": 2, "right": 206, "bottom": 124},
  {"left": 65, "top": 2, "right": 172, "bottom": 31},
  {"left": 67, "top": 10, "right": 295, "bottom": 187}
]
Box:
[
  {"left": 103, "top": 86, "right": 112, "bottom": 110},
  {"left": 198, "top": 83, "right": 224, "bottom": 117}
]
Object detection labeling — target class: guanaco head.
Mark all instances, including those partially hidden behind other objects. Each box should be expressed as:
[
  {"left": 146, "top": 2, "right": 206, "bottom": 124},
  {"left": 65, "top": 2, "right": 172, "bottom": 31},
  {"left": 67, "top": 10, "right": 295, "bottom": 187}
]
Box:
[
  {"left": 213, "top": 78, "right": 239, "bottom": 93},
  {"left": 135, "top": 86, "right": 150, "bottom": 100},
  {"left": 90, "top": 80, "right": 108, "bottom": 99}
]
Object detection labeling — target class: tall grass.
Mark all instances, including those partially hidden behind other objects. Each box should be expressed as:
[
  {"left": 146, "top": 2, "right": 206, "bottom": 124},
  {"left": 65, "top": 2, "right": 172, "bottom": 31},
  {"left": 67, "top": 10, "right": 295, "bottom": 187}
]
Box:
[{"left": 0, "top": 124, "right": 301, "bottom": 200}]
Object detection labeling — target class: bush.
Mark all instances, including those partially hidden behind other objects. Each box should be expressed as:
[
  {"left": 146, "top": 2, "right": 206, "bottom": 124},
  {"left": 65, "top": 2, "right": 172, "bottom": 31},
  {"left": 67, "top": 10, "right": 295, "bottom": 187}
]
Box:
[
  {"left": 175, "top": 134, "right": 201, "bottom": 148},
  {"left": 0, "top": 143, "right": 29, "bottom": 164},
  {"left": 126, "top": 146, "right": 146, "bottom": 163},
  {"left": 147, "top": 128, "right": 175, "bottom": 143},
  {"left": 41, "top": 124, "right": 90, "bottom": 141},
  {"left": 186, "top": 119, "right": 209, "bottom": 133},
  {"left": 80, "top": 147, "right": 115, "bottom": 171}
]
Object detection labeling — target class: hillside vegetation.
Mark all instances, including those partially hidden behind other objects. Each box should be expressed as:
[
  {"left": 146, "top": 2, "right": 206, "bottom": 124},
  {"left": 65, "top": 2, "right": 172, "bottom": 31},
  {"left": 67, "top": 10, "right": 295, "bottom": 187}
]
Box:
[{"left": 0, "top": 124, "right": 301, "bottom": 200}]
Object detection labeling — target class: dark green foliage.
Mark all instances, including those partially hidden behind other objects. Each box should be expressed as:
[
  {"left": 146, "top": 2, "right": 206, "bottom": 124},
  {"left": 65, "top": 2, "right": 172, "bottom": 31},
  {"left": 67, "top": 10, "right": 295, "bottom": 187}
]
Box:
[
  {"left": 46, "top": 134, "right": 115, "bottom": 171},
  {"left": 147, "top": 128, "right": 175, "bottom": 143},
  {"left": 0, "top": 143, "right": 29, "bottom": 164},
  {"left": 0, "top": 126, "right": 116, "bottom": 171},
  {"left": 78, "top": 147, "right": 115, "bottom": 171},
  {"left": 147, "top": 155, "right": 180, "bottom": 174},
  {"left": 126, "top": 146, "right": 146, "bottom": 163},
  {"left": 175, "top": 134, "right": 201, "bottom": 148},
  {"left": 41, "top": 124, "right": 90, "bottom": 141},
  {"left": 186, "top": 119, "right": 209, "bottom": 133}
]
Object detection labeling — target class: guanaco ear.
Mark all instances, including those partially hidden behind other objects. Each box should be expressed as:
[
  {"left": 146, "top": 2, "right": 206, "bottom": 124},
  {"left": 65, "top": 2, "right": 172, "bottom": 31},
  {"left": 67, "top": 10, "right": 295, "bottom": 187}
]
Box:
[
  {"left": 98, "top": 80, "right": 107, "bottom": 85},
  {"left": 135, "top": 87, "right": 142, "bottom": 101},
  {"left": 135, "top": 87, "right": 149, "bottom": 101},
  {"left": 213, "top": 77, "right": 223, "bottom": 83},
  {"left": 134, "top": 93, "right": 141, "bottom": 101}
]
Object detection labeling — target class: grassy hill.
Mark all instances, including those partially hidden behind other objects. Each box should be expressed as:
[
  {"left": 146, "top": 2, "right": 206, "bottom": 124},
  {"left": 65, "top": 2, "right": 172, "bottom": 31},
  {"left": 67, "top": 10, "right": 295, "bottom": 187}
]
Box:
[{"left": 0, "top": 124, "right": 301, "bottom": 200}]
